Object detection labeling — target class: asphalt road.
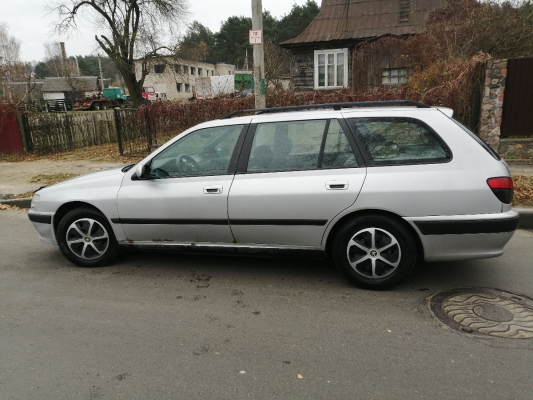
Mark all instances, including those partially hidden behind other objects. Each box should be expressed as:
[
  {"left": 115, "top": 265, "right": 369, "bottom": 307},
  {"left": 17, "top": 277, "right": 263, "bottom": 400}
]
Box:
[{"left": 1, "top": 210, "right": 532, "bottom": 399}]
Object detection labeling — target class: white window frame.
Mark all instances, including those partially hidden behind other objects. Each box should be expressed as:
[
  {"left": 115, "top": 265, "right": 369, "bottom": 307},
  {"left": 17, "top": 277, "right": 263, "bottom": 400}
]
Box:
[{"left": 314, "top": 48, "right": 349, "bottom": 89}]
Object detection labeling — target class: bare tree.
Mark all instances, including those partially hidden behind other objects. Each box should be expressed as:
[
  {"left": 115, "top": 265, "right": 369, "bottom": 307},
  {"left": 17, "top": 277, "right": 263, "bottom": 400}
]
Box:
[
  {"left": 0, "top": 23, "right": 21, "bottom": 102},
  {"left": 264, "top": 40, "right": 290, "bottom": 93},
  {"left": 421, "top": 0, "right": 533, "bottom": 60},
  {"left": 51, "top": 0, "right": 189, "bottom": 106}
]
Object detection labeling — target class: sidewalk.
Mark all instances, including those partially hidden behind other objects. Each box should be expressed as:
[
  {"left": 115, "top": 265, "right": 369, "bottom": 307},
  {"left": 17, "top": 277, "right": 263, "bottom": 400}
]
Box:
[{"left": 1, "top": 159, "right": 532, "bottom": 228}]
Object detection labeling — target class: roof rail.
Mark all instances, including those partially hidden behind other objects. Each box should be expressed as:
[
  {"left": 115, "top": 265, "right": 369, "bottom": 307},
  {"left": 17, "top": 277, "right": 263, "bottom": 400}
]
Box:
[{"left": 221, "top": 100, "right": 430, "bottom": 119}]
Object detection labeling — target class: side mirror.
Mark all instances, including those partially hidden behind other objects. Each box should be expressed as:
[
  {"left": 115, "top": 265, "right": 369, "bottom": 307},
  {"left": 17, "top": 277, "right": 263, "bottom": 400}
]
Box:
[{"left": 134, "top": 162, "right": 150, "bottom": 179}]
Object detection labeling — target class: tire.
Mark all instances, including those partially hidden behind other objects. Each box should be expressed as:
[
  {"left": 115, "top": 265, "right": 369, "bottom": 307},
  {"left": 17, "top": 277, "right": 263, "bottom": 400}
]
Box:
[
  {"left": 100, "top": 102, "right": 108, "bottom": 110},
  {"left": 57, "top": 208, "right": 120, "bottom": 267},
  {"left": 91, "top": 102, "right": 100, "bottom": 111},
  {"left": 332, "top": 214, "right": 417, "bottom": 290}
]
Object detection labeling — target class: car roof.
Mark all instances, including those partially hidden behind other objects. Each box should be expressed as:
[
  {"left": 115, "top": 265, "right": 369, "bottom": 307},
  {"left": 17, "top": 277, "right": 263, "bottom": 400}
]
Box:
[{"left": 216, "top": 105, "right": 451, "bottom": 125}]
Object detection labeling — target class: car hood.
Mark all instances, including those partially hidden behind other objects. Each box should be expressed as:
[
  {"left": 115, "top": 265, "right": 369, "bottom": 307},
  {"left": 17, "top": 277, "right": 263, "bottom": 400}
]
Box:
[
  {"left": 37, "top": 166, "right": 126, "bottom": 196},
  {"left": 51, "top": 166, "right": 126, "bottom": 187},
  {"left": 33, "top": 166, "right": 129, "bottom": 214}
]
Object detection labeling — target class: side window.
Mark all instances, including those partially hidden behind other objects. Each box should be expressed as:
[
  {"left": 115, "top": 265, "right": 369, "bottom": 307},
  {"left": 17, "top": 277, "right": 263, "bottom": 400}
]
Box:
[
  {"left": 246, "top": 119, "right": 357, "bottom": 173},
  {"left": 321, "top": 120, "right": 358, "bottom": 169},
  {"left": 149, "top": 125, "right": 243, "bottom": 178},
  {"left": 348, "top": 117, "right": 450, "bottom": 165}
]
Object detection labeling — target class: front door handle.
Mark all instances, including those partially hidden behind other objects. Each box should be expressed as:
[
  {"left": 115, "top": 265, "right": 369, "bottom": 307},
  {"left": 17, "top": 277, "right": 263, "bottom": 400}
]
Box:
[
  {"left": 203, "top": 185, "right": 223, "bottom": 194},
  {"left": 326, "top": 181, "right": 349, "bottom": 190}
]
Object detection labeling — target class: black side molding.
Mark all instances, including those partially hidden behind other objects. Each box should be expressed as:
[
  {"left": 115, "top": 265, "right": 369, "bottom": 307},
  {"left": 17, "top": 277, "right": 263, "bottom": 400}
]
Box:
[
  {"left": 230, "top": 219, "right": 328, "bottom": 226},
  {"left": 111, "top": 218, "right": 228, "bottom": 225},
  {"left": 111, "top": 218, "right": 328, "bottom": 227},
  {"left": 414, "top": 216, "right": 519, "bottom": 235},
  {"left": 28, "top": 214, "right": 52, "bottom": 224}
]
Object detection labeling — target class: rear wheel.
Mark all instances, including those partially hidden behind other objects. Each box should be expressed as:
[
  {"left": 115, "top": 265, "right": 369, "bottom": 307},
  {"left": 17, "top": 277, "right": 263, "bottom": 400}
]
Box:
[
  {"left": 332, "top": 215, "right": 417, "bottom": 289},
  {"left": 57, "top": 208, "right": 119, "bottom": 267},
  {"left": 90, "top": 102, "right": 101, "bottom": 111}
]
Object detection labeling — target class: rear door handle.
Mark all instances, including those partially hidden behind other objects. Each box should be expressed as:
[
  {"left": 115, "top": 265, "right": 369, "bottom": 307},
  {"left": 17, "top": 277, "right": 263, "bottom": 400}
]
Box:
[
  {"left": 203, "top": 185, "right": 223, "bottom": 194},
  {"left": 326, "top": 181, "right": 349, "bottom": 190}
]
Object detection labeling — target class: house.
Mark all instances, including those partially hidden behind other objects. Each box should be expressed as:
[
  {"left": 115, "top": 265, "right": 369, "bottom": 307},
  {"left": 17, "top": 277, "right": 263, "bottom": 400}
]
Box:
[
  {"left": 280, "top": 0, "right": 447, "bottom": 92},
  {"left": 136, "top": 58, "right": 235, "bottom": 101}
]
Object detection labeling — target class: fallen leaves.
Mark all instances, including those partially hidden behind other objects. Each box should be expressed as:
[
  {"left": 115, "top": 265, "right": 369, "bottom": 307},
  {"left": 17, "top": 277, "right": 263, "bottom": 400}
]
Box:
[
  {"left": 513, "top": 175, "right": 533, "bottom": 207},
  {"left": 0, "top": 204, "right": 20, "bottom": 211}
]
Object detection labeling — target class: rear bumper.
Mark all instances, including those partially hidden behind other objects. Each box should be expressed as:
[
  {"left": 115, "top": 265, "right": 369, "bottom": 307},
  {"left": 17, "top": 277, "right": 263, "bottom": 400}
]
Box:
[{"left": 405, "top": 210, "right": 519, "bottom": 262}]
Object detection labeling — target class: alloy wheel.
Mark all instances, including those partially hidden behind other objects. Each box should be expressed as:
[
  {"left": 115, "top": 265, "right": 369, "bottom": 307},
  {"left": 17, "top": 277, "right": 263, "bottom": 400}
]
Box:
[
  {"left": 346, "top": 227, "right": 401, "bottom": 279},
  {"left": 66, "top": 218, "right": 110, "bottom": 260}
]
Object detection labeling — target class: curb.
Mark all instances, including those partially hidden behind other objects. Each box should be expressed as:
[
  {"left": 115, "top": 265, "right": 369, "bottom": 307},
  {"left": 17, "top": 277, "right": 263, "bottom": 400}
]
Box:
[
  {"left": 513, "top": 208, "right": 533, "bottom": 230},
  {"left": 0, "top": 197, "right": 32, "bottom": 209},
  {"left": 2, "top": 197, "right": 532, "bottom": 230}
]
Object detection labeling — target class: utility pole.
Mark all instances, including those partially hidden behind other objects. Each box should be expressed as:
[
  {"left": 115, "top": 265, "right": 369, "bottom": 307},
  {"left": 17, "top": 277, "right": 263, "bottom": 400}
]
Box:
[{"left": 251, "top": 0, "right": 266, "bottom": 109}]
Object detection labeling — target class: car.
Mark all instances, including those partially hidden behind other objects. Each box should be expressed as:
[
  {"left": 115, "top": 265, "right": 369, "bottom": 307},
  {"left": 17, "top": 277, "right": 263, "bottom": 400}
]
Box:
[{"left": 28, "top": 101, "right": 519, "bottom": 289}]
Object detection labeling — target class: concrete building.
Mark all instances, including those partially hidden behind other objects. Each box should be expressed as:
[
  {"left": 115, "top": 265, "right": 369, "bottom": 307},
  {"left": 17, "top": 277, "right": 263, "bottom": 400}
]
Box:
[{"left": 136, "top": 58, "right": 235, "bottom": 101}]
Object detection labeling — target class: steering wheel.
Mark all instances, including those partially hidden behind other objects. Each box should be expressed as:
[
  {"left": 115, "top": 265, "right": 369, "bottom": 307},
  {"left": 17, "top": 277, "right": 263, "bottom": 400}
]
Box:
[
  {"left": 176, "top": 155, "right": 200, "bottom": 173},
  {"left": 151, "top": 168, "right": 169, "bottom": 178}
]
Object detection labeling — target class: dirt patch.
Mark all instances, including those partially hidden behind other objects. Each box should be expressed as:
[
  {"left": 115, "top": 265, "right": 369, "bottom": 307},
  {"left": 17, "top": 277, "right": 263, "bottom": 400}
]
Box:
[{"left": 30, "top": 173, "right": 79, "bottom": 186}]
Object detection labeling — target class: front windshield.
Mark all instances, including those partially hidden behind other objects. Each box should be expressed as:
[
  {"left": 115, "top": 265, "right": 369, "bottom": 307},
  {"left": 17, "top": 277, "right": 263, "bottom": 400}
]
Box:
[{"left": 144, "top": 87, "right": 155, "bottom": 93}]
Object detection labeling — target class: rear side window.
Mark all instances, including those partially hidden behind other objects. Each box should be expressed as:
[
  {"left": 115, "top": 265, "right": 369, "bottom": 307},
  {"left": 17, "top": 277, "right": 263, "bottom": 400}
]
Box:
[
  {"left": 246, "top": 119, "right": 358, "bottom": 173},
  {"left": 347, "top": 117, "right": 451, "bottom": 165}
]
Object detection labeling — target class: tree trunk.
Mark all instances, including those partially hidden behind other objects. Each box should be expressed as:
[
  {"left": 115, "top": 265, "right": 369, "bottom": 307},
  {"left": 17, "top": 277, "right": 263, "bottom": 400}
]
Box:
[{"left": 120, "top": 68, "right": 144, "bottom": 107}]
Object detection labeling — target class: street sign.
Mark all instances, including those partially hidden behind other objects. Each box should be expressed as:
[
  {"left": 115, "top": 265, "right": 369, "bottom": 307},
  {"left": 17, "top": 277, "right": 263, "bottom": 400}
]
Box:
[{"left": 249, "top": 29, "right": 263, "bottom": 45}]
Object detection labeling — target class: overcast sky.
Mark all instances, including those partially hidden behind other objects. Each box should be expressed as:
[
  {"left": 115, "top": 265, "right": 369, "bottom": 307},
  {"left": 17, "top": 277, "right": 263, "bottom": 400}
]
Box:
[{"left": 2, "top": 0, "right": 313, "bottom": 62}]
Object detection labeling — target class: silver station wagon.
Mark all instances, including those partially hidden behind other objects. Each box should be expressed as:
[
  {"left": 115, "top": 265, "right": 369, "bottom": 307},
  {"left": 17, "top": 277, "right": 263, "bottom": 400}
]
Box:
[{"left": 28, "top": 101, "right": 518, "bottom": 289}]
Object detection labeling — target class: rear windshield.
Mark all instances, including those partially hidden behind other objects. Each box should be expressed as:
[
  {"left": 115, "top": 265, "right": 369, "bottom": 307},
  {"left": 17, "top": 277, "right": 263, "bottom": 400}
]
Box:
[{"left": 452, "top": 119, "right": 501, "bottom": 160}]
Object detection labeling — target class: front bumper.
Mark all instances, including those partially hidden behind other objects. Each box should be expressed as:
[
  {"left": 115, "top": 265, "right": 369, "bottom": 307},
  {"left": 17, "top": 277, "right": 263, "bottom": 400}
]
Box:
[
  {"left": 405, "top": 210, "right": 519, "bottom": 262},
  {"left": 28, "top": 211, "right": 57, "bottom": 245}
]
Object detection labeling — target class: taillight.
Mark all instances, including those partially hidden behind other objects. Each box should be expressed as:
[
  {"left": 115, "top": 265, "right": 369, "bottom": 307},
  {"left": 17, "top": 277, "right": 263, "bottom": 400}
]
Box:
[{"left": 487, "top": 177, "right": 513, "bottom": 204}]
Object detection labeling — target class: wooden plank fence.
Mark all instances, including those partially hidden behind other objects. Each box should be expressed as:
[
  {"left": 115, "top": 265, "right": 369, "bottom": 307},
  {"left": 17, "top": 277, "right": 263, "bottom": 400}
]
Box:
[{"left": 22, "top": 111, "right": 116, "bottom": 154}]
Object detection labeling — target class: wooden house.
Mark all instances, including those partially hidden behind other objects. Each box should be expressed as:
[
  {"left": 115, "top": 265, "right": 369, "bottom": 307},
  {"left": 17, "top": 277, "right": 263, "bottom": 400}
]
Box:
[{"left": 280, "top": 0, "right": 447, "bottom": 92}]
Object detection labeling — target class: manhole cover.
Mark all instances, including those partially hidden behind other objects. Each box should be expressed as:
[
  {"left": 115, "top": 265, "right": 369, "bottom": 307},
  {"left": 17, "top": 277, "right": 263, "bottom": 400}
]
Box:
[{"left": 428, "top": 288, "right": 533, "bottom": 339}]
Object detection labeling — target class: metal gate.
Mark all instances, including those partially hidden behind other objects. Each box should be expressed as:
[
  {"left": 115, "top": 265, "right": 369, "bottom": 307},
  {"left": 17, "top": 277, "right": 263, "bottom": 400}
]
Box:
[
  {"left": 114, "top": 108, "right": 152, "bottom": 156},
  {"left": 501, "top": 58, "right": 533, "bottom": 137},
  {"left": 0, "top": 104, "right": 23, "bottom": 155}
]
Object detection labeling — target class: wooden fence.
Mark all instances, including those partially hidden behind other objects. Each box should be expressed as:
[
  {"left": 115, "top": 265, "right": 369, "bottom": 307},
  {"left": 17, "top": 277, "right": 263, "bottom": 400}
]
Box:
[{"left": 22, "top": 111, "right": 116, "bottom": 154}]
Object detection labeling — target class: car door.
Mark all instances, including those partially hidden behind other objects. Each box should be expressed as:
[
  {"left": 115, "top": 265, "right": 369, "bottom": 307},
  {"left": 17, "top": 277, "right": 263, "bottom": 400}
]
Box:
[
  {"left": 116, "top": 123, "right": 246, "bottom": 243},
  {"left": 228, "top": 117, "right": 366, "bottom": 247}
]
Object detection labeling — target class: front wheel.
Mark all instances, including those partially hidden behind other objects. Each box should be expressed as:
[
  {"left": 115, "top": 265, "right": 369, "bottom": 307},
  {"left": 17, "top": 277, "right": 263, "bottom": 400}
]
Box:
[
  {"left": 57, "top": 208, "right": 119, "bottom": 267},
  {"left": 332, "top": 215, "right": 417, "bottom": 290}
]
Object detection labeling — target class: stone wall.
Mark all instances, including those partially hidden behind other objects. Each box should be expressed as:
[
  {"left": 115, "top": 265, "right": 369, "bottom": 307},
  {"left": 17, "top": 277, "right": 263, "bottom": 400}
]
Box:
[
  {"left": 478, "top": 59, "right": 507, "bottom": 151},
  {"left": 498, "top": 138, "right": 533, "bottom": 159}
]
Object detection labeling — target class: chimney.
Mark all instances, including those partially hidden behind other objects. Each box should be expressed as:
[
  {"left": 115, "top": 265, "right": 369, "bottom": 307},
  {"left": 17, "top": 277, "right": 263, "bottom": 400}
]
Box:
[{"left": 60, "top": 42, "right": 68, "bottom": 77}]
